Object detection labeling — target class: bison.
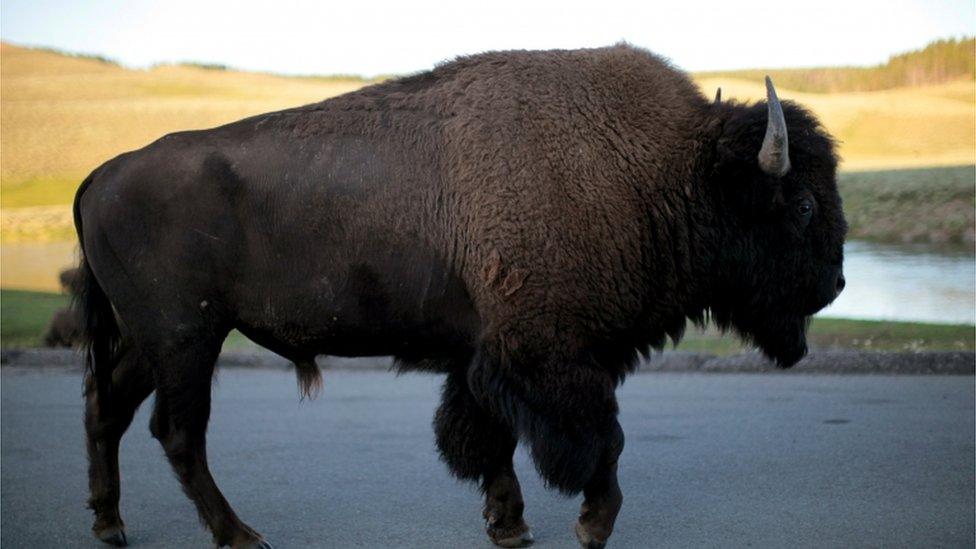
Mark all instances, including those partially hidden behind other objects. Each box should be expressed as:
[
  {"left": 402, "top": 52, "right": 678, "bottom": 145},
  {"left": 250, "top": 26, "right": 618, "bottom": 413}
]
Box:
[
  {"left": 42, "top": 267, "right": 85, "bottom": 347},
  {"left": 74, "top": 44, "right": 845, "bottom": 548}
]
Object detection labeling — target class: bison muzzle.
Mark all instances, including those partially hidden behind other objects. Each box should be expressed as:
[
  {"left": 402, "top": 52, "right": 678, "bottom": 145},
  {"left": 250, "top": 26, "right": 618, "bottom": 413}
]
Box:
[{"left": 74, "top": 44, "right": 846, "bottom": 548}]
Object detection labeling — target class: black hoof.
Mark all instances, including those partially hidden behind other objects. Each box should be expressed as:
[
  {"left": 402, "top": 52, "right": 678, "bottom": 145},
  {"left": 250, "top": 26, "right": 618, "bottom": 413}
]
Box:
[
  {"left": 574, "top": 520, "right": 607, "bottom": 549},
  {"left": 95, "top": 526, "right": 127, "bottom": 547}
]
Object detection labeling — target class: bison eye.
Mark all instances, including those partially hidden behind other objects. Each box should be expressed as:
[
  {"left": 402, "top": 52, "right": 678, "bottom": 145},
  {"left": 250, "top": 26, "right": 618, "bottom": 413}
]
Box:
[{"left": 797, "top": 200, "right": 813, "bottom": 217}]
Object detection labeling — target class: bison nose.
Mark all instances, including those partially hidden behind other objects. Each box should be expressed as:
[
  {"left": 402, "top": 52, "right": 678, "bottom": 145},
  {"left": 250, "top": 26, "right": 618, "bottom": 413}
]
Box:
[{"left": 835, "top": 272, "right": 846, "bottom": 295}]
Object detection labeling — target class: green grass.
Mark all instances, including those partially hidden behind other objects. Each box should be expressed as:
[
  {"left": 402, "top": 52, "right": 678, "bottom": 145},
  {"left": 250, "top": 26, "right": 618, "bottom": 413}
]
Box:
[
  {"left": 0, "top": 289, "right": 259, "bottom": 350},
  {"left": 676, "top": 317, "right": 975, "bottom": 354},
  {"left": 806, "top": 317, "right": 975, "bottom": 351},
  {"left": 838, "top": 165, "right": 975, "bottom": 244},
  {"left": 0, "top": 289, "right": 69, "bottom": 346},
  {"left": 3, "top": 289, "right": 973, "bottom": 354}
]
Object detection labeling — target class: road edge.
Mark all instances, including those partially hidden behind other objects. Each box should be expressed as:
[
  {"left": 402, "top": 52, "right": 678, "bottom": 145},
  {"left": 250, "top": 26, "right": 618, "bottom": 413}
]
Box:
[{"left": 1, "top": 348, "right": 973, "bottom": 375}]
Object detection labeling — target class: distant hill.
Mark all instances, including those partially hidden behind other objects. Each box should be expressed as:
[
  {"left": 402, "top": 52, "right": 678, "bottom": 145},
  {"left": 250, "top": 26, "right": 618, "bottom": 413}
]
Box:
[
  {"left": 0, "top": 39, "right": 973, "bottom": 215},
  {"left": 698, "top": 37, "right": 975, "bottom": 93},
  {"left": 0, "top": 42, "right": 368, "bottom": 209}
]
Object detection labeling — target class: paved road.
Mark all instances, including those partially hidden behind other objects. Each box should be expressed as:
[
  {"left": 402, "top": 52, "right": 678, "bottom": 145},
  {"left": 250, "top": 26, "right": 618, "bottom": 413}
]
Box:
[{"left": 2, "top": 367, "right": 973, "bottom": 548}]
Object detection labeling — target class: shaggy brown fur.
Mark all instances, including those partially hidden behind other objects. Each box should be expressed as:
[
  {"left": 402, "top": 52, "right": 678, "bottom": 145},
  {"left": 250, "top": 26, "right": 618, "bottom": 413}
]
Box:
[{"left": 74, "top": 44, "right": 845, "bottom": 548}]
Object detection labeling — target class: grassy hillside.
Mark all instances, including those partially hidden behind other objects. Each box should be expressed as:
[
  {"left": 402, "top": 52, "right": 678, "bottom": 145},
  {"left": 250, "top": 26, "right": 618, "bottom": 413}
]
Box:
[
  {"left": 0, "top": 42, "right": 367, "bottom": 209},
  {"left": 693, "top": 76, "right": 974, "bottom": 170},
  {"left": 1, "top": 40, "right": 974, "bottom": 240},
  {"left": 699, "top": 37, "right": 975, "bottom": 93}
]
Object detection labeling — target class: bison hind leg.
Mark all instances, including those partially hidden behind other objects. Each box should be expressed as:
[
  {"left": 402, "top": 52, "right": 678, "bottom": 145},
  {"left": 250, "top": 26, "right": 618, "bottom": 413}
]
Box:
[{"left": 85, "top": 347, "right": 155, "bottom": 546}]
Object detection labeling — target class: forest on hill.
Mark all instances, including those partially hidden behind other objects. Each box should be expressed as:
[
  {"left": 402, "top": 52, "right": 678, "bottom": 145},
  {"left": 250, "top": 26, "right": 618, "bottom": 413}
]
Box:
[{"left": 699, "top": 37, "right": 975, "bottom": 93}]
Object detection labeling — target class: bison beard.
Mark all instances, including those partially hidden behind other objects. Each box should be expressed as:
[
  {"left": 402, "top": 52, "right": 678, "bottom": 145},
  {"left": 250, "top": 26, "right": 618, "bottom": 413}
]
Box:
[
  {"left": 73, "top": 44, "right": 845, "bottom": 548},
  {"left": 716, "top": 308, "right": 810, "bottom": 368}
]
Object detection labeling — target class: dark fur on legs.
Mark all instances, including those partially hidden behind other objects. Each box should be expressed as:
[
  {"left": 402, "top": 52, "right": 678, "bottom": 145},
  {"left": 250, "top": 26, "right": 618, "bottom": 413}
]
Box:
[
  {"left": 85, "top": 348, "right": 155, "bottom": 546},
  {"left": 575, "top": 420, "right": 625, "bottom": 548},
  {"left": 466, "top": 345, "right": 625, "bottom": 546},
  {"left": 435, "top": 369, "right": 533, "bottom": 547},
  {"left": 467, "top": 345, "right": 621, "bottom": 495},
  {"left": 142, "top": 333, "right": 268, "bottom": 548}
]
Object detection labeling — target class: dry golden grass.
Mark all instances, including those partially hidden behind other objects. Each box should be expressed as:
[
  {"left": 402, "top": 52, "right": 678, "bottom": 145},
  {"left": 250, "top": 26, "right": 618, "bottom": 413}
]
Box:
[
  {"left": 694, "top": 76, "right": 976, "bottom": 170},
  {"left": 0, "top": 240, "right": 77, "bottom": 292},
  {"left": 1, "top": 43, "right": 366, "bottom": 208},
  {"left": 1, "top": 43, "right": 973, "bottom": 243},
  {"left": 0, "top": 205, "right": 74, "bottom": 243}
]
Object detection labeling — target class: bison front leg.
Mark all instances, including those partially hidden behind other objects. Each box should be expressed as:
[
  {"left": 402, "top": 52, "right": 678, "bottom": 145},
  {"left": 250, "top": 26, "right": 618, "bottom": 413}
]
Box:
[
  {"left": 434, "top": 370, "right": 533, "bottom": 548},
  {"left": 469, "top": 351, "right": 624, "bottom": 548},
  {"left": 575, "top": 419, "right": 624, "bottom": 549}
]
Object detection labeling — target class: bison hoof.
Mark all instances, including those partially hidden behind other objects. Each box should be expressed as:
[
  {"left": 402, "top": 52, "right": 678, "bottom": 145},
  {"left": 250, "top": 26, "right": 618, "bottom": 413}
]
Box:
[
  {"left": 487, "top": 520, "right": 534, "bottom": 548},
  {"left": 574, "top": 520, "right": 607, "bottom": 549},
  {"left": 94, "top": 525, "right": 127, "bottom": 547}
]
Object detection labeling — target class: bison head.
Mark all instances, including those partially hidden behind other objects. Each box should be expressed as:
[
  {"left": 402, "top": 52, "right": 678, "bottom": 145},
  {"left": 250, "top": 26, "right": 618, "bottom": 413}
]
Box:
[{"left": 707, "top": 77, "right": 846, "bottom": 367}]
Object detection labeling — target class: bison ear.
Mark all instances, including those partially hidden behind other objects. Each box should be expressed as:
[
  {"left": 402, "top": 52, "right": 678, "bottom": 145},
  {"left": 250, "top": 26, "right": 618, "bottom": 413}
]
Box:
[{"left": 758, "top": 76, "right": 790, "bottom": 177}]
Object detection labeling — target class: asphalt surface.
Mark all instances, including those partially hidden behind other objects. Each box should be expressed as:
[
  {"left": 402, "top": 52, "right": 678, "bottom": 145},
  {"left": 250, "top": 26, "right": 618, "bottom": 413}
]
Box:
[{"left": 1, "top": 367, "right": 973, "bottom": 548}]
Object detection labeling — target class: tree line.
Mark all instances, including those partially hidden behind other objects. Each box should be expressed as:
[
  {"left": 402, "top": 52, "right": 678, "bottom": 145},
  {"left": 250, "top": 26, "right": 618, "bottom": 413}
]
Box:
[{"left": 698, "top": 37, "right": 975, "bottom": 93}]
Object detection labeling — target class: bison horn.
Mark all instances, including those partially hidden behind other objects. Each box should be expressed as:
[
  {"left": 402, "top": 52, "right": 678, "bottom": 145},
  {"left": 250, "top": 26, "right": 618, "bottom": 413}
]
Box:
[
  {"left": 714, "top": 87, "right": 722, "bottom": 104},
  {"left": 758, "top": 76, "right": 791, "bottom": 177}
]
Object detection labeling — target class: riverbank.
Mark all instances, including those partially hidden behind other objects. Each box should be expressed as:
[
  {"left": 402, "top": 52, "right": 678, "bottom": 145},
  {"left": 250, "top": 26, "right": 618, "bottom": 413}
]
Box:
[
  {"left": 676, "top": 317, "right": 974, "bottom": 354},
  {"left": 839, "top": 165, "right": 975, "bottom": 244},
  {"left": 3, "top": 289, "right": 973, "bottom": 354}
]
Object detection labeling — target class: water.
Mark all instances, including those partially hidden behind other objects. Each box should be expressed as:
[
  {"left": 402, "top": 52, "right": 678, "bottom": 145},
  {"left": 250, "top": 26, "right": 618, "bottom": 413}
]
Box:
[
  {"left": 820, "top": 241, "right": 975, "bottom": 324},
  {"left": 1, "top": 240, "right": 973, "bottom": 325}
]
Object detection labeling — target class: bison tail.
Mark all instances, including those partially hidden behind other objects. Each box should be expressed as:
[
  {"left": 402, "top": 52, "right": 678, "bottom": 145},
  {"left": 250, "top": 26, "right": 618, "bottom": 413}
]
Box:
[
  {"left": 74, "top": 174, "right": 123, "bottom": 401},
  {"left": 76, "top": 257, "right": 123, "bottom": 399}
]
